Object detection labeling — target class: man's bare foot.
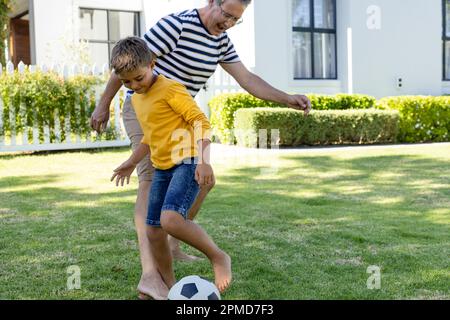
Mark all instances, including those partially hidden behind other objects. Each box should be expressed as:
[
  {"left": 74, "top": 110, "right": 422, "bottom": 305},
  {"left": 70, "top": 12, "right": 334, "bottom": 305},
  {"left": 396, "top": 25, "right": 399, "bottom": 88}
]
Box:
[
  {"left": 211, "top": 251, "right": 232, "bottom": 293},
  {"left": 137, "top": 272, "right": 169, "bottom": 300},
  {"left": 169, "top": 236, "right": 203, "bottom": 262}
]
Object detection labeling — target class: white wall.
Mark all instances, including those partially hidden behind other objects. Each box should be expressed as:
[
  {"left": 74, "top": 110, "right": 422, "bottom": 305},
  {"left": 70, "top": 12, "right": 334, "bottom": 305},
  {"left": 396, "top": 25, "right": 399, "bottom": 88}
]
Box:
[
  {"left": 253, "top": 0, "right": 443, "bottom": 98},
  {"left": 349, "top": 0, "right": 442, "bottom": 98},
  {"left": 31, "top": 0, "right": 143, "bottom": 66},
  {"left": 31, "top": 0, "right": 73, "bottom": 65},
  {"left": 253, "top": 0, "right": 342, "bottom": 95},
  {"left": 253, "top": 0, "right": 290, "bottom": 91}
]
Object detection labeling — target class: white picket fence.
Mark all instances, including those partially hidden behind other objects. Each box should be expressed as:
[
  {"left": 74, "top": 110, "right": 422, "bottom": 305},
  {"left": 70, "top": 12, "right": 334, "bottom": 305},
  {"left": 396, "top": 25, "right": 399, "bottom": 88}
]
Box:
[{"left": 0, "top": 61, "right": 242, "bottom": 153}]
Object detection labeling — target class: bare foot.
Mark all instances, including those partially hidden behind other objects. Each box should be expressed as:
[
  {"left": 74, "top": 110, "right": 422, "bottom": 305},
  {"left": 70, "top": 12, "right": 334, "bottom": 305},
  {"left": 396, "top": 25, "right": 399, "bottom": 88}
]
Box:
[
  {"left": 211, "top": 252, "right": 232, "bottom": 293},
  {"left": 169, "top": 236, "right": 203, "bottom": 262},
  {"left": 137, "top": 272, "right": 169, "bottom": 300}
]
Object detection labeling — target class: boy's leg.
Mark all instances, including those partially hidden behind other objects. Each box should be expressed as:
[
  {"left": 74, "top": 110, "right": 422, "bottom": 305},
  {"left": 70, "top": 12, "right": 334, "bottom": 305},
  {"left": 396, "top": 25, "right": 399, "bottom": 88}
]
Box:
[
  {"left": 160, "top": 162, "right": 231, "bottom": 292},
  {"left": 123, "top": 97, "right": 168, "bottom": 299},
  {"left": 168, "top": 181, "right": 215, "bottom": 261},
  {"left": 161, "top": 211, "right": 232, "bottom": 293}
]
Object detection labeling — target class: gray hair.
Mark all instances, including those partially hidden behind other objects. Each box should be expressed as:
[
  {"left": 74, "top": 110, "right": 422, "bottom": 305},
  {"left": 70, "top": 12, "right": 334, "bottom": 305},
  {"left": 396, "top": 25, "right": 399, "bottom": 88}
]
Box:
[{"left": 215, "top": 0, "right": 252, "bottom": 7}]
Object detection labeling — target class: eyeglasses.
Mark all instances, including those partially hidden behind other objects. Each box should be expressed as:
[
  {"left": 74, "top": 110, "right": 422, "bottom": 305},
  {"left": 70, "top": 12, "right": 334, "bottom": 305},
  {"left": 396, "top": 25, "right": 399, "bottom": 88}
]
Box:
[{"left": 217, "top": 3, "right": 243, "bottom": 25}]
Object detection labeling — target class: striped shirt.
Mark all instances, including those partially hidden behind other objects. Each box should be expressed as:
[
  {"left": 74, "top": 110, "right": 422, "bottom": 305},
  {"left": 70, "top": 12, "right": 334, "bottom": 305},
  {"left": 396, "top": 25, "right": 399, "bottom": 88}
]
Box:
[{"left": 142, "top": 9, "right": 240, "bottom": 97}]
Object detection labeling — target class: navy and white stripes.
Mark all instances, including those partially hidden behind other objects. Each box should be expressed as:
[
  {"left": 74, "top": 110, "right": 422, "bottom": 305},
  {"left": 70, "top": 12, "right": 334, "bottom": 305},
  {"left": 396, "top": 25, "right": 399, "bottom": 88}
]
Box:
[{"left": 143, "top": 9, "right": 240, "bottom": 97}]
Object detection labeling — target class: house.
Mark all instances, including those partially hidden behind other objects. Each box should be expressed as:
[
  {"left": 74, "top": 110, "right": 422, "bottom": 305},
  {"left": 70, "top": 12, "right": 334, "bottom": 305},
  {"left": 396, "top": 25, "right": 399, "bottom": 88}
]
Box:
[{"left": 6, "top": 0, "right": 448, "bottom": 99}]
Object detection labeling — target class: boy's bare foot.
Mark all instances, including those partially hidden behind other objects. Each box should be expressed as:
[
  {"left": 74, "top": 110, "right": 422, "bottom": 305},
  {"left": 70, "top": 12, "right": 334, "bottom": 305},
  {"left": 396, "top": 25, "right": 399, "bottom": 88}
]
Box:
[
  {"left": 211, "top": 252, "right": 232, "bottom": 293},
  {"left": 169, "top": 236, "right": 203, "bottom": 262},
  {"left": 137, "top": 272, "right": 169, "bottom": 300}
]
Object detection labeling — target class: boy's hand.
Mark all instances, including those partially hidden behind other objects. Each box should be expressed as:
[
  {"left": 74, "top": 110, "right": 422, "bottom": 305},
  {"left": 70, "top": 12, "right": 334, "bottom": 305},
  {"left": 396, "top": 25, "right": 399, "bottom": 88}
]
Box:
[
  {"left": 195, "top": 164, "right": 214, "bottom": 186},
  {"left": 111, "top": 159, "right": 136, "bottom": 186}
]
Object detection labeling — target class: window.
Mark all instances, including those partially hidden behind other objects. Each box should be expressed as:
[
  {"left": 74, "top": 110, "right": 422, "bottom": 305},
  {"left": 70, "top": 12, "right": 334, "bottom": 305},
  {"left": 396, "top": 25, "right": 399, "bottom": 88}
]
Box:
[
  {"left": 292, "top": 0, "right": 337, "bottom": 79},
  {"left": 79, "top": 8, "right": 140, "bottom": 66},
  {"left": 443, "top": 0, "right": 450, "bottom": 80}
]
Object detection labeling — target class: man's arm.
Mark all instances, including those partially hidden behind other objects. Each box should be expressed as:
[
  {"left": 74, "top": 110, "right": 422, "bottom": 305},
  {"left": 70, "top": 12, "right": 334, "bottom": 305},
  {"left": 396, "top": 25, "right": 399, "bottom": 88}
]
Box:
[
  {"left": 90, "top": 72, "right": 123, "bottom": 133},
  {"left": 220, "top": 62, "right": 311, "bottom": 115}
]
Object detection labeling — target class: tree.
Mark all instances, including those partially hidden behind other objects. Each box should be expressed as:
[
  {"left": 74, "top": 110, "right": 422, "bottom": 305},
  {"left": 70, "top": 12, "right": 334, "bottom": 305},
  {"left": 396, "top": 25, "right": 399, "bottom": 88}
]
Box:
[{"left": 0, "top": 0, "right": 12, "bottom": 66}]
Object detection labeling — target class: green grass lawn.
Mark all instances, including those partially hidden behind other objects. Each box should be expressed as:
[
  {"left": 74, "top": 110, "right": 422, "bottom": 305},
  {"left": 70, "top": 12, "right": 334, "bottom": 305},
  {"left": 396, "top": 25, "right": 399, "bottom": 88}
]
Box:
[{"left": 0, "top": 143, "right": 449, "bottom": 300}]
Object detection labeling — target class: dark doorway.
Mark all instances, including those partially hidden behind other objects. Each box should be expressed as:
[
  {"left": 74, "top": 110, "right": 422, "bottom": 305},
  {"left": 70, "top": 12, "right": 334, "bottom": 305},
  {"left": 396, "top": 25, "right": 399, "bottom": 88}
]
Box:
[{"left": 9, "top": 16, "right": 31, "bottom": 66}]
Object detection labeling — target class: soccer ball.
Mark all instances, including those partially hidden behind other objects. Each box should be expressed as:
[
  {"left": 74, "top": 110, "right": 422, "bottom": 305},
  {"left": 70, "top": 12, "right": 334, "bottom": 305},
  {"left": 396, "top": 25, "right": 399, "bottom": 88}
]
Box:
[{"left": 168, "top": 275, "right": 221, "bottom": 300}]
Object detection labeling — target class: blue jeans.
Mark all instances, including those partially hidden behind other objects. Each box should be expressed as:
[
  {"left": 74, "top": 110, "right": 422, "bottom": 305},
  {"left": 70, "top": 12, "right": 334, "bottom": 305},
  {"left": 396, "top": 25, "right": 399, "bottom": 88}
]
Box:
[{"left": 147, "top": 158, "right": 200, "bottom": 227}]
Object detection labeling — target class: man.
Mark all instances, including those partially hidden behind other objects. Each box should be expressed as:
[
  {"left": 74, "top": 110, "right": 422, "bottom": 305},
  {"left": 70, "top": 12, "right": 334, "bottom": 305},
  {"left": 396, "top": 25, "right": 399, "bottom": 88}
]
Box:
[{"left": 90, "top": 0, "right": 311, "bottom": 300}]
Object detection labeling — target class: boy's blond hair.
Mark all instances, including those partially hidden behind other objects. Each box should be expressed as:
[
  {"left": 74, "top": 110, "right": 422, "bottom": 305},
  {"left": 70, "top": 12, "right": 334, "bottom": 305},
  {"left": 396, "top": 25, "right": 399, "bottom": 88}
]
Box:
[{"left": 111, "top": 37, "right": 155, "bottom": 74}]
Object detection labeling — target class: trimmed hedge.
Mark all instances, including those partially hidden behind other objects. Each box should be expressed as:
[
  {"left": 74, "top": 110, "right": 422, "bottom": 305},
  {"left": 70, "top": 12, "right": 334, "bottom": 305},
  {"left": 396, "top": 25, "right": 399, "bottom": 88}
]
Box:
[
  {"left": 209, "top": 93, "right": 284, "bottom": 144},
  {"left": 307, "top": 93, "right": 375, "bottom": 110},
  {"left": 209, "top": 93, "right": 376, "bottom": 144},
  {"left": 234, "top": 108, "right": 399, "bottom": 147},
  {"left": 376, "top": 96, "right": 450, "bottom": 142}
]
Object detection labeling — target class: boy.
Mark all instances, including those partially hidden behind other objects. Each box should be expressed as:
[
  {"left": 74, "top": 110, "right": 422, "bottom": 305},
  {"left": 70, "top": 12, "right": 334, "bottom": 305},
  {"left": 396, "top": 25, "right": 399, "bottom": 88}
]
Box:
[{"left": 110, "top": 37, "right": 232, "bottom": 294}]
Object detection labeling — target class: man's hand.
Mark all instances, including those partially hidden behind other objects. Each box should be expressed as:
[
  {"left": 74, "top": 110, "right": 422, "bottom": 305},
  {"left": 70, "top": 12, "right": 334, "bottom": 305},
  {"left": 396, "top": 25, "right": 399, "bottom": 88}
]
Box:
[
  {"left": 90, "top": 100, "right": 111, "bottom": 133},
  {"left": 286, "top": 94, "right": 312, "bottom": 116},
  {"left": 90, "top": 72, "right": 124, "bottom": 133},
  {"left": 195, "top": 163, "right": 214, "bottom": 186},
  {"left": 111, "top": 159, "right": 137, "bottom": 187}
]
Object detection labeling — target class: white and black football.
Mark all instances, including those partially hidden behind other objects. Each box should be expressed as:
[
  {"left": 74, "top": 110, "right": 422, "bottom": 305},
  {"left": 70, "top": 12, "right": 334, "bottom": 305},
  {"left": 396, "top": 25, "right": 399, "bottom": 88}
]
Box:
[{"left": 168, "top": 275, "right": 221, "bottom": 300}]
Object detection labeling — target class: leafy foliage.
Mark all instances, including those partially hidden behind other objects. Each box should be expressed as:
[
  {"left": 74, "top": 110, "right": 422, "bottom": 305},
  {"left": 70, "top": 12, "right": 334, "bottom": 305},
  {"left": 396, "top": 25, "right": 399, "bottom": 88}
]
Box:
[
  {"left": 0, "top": 69, "right": 105, "bottom": 143},
  {"left": 376, "top": 96, "right": 450, "bottom": 143},
  {"left": 0, "top": 0, "right": 13, "bottom": 66}
]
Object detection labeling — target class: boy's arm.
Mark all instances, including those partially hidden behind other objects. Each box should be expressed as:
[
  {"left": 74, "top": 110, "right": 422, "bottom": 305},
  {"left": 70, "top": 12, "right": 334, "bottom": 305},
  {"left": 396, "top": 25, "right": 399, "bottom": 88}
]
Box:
[
  {"left": 167, "top": 83, "right": 212, "bottom": 143},
  {"left": 111, "top": 143, "right": 149, "bottom": 186},
  {"left": 166, "top": 84, "right": 214, "bottom": 186},
  {"left": 128, "top": 143, "right": 150, "bottom": 166}
]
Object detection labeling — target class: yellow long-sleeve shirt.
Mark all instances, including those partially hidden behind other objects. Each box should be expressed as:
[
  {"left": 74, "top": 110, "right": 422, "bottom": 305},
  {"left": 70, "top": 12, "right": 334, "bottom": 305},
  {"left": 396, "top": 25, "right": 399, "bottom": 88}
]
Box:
[{"left": 131, "top": 75, "right": 211, "bottom": 170}]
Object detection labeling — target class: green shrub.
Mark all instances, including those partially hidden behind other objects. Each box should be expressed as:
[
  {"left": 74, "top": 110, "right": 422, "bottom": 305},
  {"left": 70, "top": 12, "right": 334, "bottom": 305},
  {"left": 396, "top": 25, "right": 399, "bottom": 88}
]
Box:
[
  {"left": 376, "top": 96, "right": 450, "bottom": 142},
  {"left": 307, "top": 93, "right": 376, "bottom": 110},
  {"left": 209, "top": 93, "right": 284, "bottom": 144},
  {"left": 209, "top": 93, "right": 376, "bottom": 144},
  {"left": 234, "top": 108, "right": 399, "bottom": 147},
  {"left": 0, "top": 69, "right": 106, "bottom": 143}
]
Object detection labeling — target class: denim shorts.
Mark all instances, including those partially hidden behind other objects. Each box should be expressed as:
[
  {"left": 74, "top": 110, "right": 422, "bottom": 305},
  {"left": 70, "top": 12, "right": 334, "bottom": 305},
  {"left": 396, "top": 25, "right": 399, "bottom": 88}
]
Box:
[{"left": 147, "top": 158, "right": 200, "bottom": 227}]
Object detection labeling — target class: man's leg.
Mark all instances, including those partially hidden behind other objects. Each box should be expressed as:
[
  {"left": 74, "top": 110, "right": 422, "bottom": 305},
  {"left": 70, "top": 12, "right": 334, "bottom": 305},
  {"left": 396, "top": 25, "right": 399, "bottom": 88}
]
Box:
[
  {"left": 188, "top": 176, "right": 216, "bottom": 221},
  {"left": 147, "top": 226, "right": 176, "bottom": 288}
]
